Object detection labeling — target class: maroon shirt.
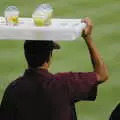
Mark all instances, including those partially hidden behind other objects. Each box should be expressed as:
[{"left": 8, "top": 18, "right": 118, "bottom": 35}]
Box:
[{"left": 0, "top": 68, "right": 98, "bottom": 120}]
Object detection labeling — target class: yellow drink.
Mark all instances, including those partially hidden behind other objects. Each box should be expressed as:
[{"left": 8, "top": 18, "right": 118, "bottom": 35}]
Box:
[
  {"left": 4, "top": 6, "right": 20, "bottom": 26},
  {"left": 32, "top": 4, "right": 53, "bottom": 26}
]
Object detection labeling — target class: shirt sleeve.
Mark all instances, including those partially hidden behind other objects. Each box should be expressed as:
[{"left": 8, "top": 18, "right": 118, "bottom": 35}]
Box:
[
  {"left": 0, "top": 83, "right": 16, "bottom": 120},
  {"left": 54, "top": 72, "right": 98, "bottom": 102}
]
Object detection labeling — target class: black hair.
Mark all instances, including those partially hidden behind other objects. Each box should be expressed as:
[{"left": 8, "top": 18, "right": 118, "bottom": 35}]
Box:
[{"left": 24, "top": 40, "right": 54, "bottom": 68}]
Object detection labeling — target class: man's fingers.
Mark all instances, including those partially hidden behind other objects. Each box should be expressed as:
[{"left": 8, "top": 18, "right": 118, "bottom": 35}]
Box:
[
  {"left": 81, "top": 17, "right": 93, "bottom": 39},
  {"left": 81, "top": 18, "right": 88, "bottom": 25},
  {"left": 81, "top": 17, "right": 92, "bottom": 27}
]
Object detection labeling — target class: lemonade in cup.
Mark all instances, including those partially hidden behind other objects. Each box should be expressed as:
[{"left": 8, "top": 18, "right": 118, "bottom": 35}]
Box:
[
  {"left": 32, "top": 4, "right": 53, "bottom": 26},
  {"left": 4, "top": 6, "right": 20, "bottom": 26},
  {"left": 32, "top": 11, "right": 47, "bottom": 26}
]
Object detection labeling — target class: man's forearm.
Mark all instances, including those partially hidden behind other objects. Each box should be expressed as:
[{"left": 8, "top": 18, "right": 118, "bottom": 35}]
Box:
[{"left": 84, "top": 36, "right": 108, "bottom": 83}]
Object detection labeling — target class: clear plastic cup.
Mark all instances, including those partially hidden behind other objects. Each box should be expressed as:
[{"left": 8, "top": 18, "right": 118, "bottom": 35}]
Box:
[
  {"left": 39, "top": 4, "right": 53, "bottom": 24},
  {"left": 32, "top": 4, "right": 53, "bottom": 26},
  {"left": 4, "top": 6, "right": 20, "bottom": 26}
]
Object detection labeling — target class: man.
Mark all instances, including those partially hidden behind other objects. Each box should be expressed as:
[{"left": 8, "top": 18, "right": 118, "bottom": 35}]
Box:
[
  {"left": 0, "top": 18, "right": 108, "bottom": 120},
  {"left": 109, "top": 103, "right": 120, "bottom": 120}
]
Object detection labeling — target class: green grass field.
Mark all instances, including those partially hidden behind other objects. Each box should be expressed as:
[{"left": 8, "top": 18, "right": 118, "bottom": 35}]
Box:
[{"left": 0, "top": 0, "right": 120, "bottom": 120}]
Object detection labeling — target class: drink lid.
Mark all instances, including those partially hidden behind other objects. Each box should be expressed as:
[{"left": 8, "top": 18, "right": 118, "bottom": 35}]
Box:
[{"left": 5, "top": 6, "right": 19, "bottom": 12}]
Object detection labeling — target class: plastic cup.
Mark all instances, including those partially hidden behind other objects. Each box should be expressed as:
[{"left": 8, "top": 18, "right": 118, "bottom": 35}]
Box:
[
  {"left": 32, "top": 4, "right": 53, "bottom": 26},
  {"left": 4, "top": 6, "right": 20, "bottom": 26},
  {"left": 39, "top": 4, "right": 53, "bottom": 25}
]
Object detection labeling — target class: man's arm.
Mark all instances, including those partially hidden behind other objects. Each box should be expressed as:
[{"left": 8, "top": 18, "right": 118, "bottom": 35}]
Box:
[{"left": 82, "top": 18, "right": 108, "bottom": 83}]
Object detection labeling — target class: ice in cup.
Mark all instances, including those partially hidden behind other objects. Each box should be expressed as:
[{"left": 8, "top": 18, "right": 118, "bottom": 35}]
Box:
[
  {"left": 4, "top": 6, "right": 20, "bottom": 26},
  {"left": 32, "top": 4, "right": 53, "bottom": 26}
]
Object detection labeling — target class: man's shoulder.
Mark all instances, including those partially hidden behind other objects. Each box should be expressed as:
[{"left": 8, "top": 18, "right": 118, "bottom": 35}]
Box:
[
  {"left": 6, "top": 77, "right": 23, "bottom": 90},
  {"left": 2, "top": 77, "right": 23, "bottom": 99}
]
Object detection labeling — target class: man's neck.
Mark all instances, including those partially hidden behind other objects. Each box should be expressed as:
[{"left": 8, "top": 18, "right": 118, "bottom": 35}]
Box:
[
  {"left": 28, "top": 63, "right": 49, "bottom": 70},
  {"left": 39, "top": 66, "right": 48, "bottom": 70}
]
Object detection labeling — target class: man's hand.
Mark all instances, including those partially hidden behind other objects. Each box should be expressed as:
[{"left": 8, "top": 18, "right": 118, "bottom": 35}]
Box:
[{"left": 81, "top": 17, "right": 93, "bottom": 41}]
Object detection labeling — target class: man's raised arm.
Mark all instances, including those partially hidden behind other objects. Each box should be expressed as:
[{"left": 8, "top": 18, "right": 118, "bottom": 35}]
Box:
[{"left": 82, "top": 17, "right": 108, "bottom": 83}]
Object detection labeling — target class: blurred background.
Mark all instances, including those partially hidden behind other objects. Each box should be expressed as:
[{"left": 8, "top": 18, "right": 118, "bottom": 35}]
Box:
[{"left": 0, "top": 0, "right": 120, "bottom": 120}]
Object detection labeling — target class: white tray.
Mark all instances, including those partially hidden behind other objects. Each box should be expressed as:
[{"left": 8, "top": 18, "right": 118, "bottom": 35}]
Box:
[{"left": 0, "top": 17, "right": 86, "bottom": 41}]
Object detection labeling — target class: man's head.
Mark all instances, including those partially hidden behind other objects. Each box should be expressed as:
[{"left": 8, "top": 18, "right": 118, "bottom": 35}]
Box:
[{"left": 24, "top": 40, "right": 60, "bottom": 69}]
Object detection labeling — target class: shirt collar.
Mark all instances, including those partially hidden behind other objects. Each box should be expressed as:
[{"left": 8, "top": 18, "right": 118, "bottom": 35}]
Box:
[{"left": 24, "top": 68, "right": 53, "bottom": 78}]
